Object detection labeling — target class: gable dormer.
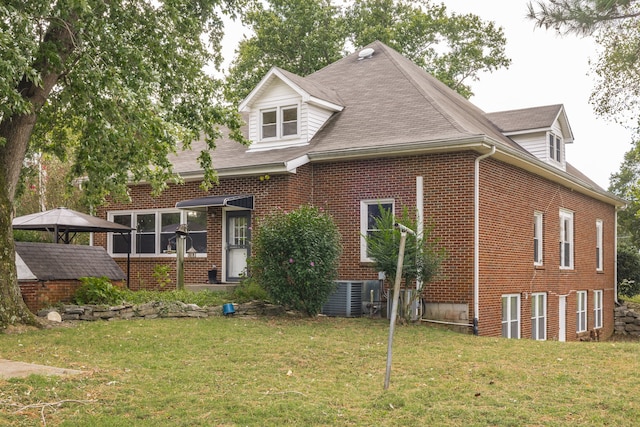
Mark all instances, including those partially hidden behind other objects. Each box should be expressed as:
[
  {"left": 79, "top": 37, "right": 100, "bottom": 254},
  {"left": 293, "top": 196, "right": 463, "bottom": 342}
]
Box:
[
  {"left": 487, "top": 104, "right": 574, "bottom": 171},
  {"left": 238, "top": 67, "right": 344, "bottom": 152}
]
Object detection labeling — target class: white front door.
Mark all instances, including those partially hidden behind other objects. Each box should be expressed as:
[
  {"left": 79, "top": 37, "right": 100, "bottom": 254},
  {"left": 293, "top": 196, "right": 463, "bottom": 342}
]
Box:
[
  {"left": 558, "top": 295, "right": 566, "bottom": 342},
  {"left": 225, "top": 211, "right": 251, "bottom": 282}
]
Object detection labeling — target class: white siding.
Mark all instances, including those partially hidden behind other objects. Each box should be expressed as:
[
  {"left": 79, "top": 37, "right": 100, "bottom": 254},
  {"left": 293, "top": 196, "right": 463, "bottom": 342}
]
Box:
[
  {"left": 246, "top": 78, "right": 335, "bottom": 151},
  {"left": 307, "top": 104, "right": 334, "bottom": 140},
  {"left": 509, "top": 122, "right": 567, "bottom": 172},
  {"left": 510, "top": 132, "right": 547, "bottom": 160}
]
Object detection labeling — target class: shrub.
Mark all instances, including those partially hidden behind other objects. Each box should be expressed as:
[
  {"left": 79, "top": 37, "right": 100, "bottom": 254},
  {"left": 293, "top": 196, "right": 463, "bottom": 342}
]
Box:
[
  {"left": 617, "top": 242, "right": 640, "bottom": 297},
  {"left": 364, "top": 204, "right": 444, "bottom": 319},
  {"left": 233, "top": 277, "right": 270, "bottom": 302},
  {"left": 250, "top": 205, "right": 341, "bottom": 316},
  {"left": 73, "top": 276, "right": 126, "bottom": 305}
]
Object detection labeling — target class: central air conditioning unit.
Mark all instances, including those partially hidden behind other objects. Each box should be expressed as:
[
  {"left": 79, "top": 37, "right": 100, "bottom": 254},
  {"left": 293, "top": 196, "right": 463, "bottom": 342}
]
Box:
[
  {"left": 321, "top": 281, "right": 363, "bottom": 317},
  {"left": 321, "top": 280, "right": 384, "bottom": 317}
]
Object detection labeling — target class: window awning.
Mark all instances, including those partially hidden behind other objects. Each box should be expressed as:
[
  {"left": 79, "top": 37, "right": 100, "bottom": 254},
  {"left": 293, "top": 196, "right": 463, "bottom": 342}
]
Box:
[{"left": 175, "top": 195, "right": 254, "bottom": 211}]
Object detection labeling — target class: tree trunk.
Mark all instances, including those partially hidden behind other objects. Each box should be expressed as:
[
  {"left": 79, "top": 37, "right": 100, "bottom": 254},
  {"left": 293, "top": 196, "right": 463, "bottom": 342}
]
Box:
[{"left": 0, "top": 12, "right": 79, "bottom": 329}]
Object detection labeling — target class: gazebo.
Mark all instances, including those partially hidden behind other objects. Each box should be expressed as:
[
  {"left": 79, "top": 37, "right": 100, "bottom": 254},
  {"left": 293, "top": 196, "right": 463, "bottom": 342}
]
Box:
[
  {"left": 12, "top": 207, "right": 132, "bottom": 243},
  {"left": 12, "top": 207, "right": 133, "bottom": 286}
]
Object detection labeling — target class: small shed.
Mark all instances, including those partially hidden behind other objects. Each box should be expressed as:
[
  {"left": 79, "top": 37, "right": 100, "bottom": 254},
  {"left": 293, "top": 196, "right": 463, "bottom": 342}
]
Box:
[{"left": 16, "top": 242, "right": 126, "bottom": 312}]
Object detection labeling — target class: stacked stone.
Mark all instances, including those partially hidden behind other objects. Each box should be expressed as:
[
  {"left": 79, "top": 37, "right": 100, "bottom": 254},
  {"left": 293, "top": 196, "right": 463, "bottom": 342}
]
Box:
[
  {"left": 37, "top": 300, "right": 291, "bottom": 322},
  {"left": 614, "top": 304, "right": 640, "bottom": 336}
]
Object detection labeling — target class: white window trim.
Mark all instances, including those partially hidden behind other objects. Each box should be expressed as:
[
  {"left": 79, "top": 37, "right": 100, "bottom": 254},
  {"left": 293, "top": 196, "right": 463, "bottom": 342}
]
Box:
[
  {"left": 360, "top": 199, "right": 394, "bottom": 263},
  {"left": 596, "top": 219, "right": 603, "bottom": 271},
  {"left": 576, "top": 290, "right": 587, "bottom": 333},
  {"left": 531, "top": 292, "right": 547, "bottom": 341},
  {"left": 107, "top": 209, "right": 207, "bottom": 258},
  {"left": 502, "top": 294, "right": 521, "bottom": 339},
  {"left": 534, "top": 211, "right": 543, "bottom": 266},
  {"left": 594, "top": 290, "right": 603, "bottom": 329},
  {"left": 260, "top": 104, "right": 299, "bottom": 141},
  {"left": 559, "top": 209, "right": 574, "bottom": 270}
]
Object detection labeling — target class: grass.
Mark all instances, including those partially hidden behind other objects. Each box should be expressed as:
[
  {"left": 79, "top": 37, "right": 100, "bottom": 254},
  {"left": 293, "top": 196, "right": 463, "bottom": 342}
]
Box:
[{"left": 0, "top": 317, "right": 639, "bottom": 426}]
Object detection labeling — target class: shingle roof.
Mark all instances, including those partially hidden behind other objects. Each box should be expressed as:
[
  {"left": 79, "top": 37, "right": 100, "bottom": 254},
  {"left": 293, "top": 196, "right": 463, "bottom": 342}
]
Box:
[
  {"left": 15, "top": 242, "right": 126, "bottom": 281},
  {"left": 486, "top": 105, "right": 564, "bottom": 133},
  {"left": 274, "top": 67, "right": 344, "bottom": 108},
  {"left": 164, "top": 41, "right": 619, "bottom": 206},
  {"left": 170, "top": 41, "right": 527, "bottom": 177},
  {"left": 303, "top": 41, "right": 524, "bottom": 154}
]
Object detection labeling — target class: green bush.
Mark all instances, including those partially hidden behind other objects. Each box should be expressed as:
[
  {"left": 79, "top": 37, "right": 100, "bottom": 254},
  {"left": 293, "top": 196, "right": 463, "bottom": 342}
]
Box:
[
  {"left": 120, "top": 289, "right": 228, "bottom": 306},
  {"left": 250, "top": 205, "right": 341, "bottom": 316},
  {"left": 617, "top": 242, "right": 640, "bottom": 297},
  {"left": 364, "top": 204, "right": 444, "bottom": 320},
  {"left": 233, "top": 277, "right": 270, "bottom": 302},
  {"left": 73, "top": 276, "right": 126, "bottom": 305}
]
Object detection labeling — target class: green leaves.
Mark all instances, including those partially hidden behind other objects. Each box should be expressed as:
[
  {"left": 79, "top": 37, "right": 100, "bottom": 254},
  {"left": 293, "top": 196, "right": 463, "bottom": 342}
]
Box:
[
  {"left": 364, "top": 204, "right": 443, "bottom": 289},
  {"left": 250, "top": 205, "right": 342, "bottom": 316},
  {"left": 1, "top": 0, "right": 247, "bottom": 207},
  {"left": 224, "top": 0, "right": 346, "bottom": 104},
  {"left": 225, "top": 0, "right": 511, "bottom": 103}
]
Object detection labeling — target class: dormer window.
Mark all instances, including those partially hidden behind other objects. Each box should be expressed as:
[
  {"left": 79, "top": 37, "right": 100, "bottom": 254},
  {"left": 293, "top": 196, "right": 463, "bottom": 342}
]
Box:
[
  {"left": 548, "top": 133, "right": 562, "bottom": 163},
  {"left": 261, "top": 105, "right": 298, "bottom": 140}
]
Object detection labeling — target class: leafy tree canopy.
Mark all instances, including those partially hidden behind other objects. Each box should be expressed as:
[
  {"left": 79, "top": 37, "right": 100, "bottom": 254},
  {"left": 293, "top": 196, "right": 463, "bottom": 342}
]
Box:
[
  {"left": 225, "top": 0, "right": 510, "bottom": 103},
  {"left": 527, "top": 0, "right": 638, "bottom": 35},
  {"left": 0, "top": 0, "right": 247, "bottom": 328},
  {"left": 224, "top": 0, "right": 346, "bottom": 104},
  {"left": 528, "top": 1, "right": 640, "bottom": 126},
  {"left": 609, "top": 143, "right": 640, "bottom": 245}
]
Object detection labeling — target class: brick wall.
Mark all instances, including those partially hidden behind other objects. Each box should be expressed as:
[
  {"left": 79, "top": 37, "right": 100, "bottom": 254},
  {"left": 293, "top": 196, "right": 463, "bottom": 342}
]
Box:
[
  {"left": 94, "top": 151, "right": 616, "bottom": 341},
  {"left": 96, "top": 168, "right": 314, "bottom": 290},
  {"left": 19, "top": 279, "right": 126, "bottom": 312},
  {"left": 477, "top": 157, "right": 616, "bottom": 340}
]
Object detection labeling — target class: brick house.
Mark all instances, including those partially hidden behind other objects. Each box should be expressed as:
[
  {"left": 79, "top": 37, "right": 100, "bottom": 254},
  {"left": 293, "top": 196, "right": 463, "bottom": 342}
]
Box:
[{"left": 95, "top": 41, "right": 623, "bottom": 341}]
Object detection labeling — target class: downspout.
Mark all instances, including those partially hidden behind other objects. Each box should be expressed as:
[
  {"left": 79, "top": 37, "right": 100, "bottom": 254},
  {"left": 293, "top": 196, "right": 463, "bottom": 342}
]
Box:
[
  {"left": 473, "top": 145, "right": 496, "bottom": 335},
  {"left": 615, "top": 208, "right": 619, "bottom": 305},
  {"left": 416, "top": 176, "right": 424, "bottom": 319}
]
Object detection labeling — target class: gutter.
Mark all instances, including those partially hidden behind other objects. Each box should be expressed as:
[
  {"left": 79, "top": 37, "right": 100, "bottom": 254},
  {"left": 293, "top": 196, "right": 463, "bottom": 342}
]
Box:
[
  {"left": 473, "top": 145, "right": 496, "bottom": 335},
  {"left": 615, "top": 208, "right": 620, "bottom": 305}
]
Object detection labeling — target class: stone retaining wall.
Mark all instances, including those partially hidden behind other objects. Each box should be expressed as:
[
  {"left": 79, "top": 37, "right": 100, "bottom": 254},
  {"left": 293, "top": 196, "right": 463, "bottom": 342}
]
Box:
[
  {"left": 37, "top": 300, "right": 289, "bottom": 322},
  {"left": 614, "top": 304, "right": 640, "bottom": 337}
]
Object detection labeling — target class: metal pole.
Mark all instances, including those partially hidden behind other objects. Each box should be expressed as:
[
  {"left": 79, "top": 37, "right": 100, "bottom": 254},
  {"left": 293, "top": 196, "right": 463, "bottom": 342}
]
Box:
[
  {"left": 384, "top": 230, "right": 408, "bottom": 390},
  {"left": 177, "top": 235, "right": 185, "bottom": 290}
]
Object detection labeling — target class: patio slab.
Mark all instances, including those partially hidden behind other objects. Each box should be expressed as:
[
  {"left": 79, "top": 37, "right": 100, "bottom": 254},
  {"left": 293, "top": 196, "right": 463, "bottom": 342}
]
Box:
[{"left": 0, "top": 359, "right": 83, "bottom": 379}]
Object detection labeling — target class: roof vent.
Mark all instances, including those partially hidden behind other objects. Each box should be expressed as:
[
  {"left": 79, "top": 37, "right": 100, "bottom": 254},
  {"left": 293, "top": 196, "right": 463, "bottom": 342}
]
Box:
[{"left": 358, "top": 47, "right": 375, "bottom": 60}]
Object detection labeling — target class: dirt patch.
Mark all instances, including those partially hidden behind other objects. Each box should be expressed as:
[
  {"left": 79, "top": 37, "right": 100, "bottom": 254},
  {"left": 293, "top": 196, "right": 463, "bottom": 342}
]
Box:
[{"left": 2, "top": 318, "right": 78, "bottom": 335}]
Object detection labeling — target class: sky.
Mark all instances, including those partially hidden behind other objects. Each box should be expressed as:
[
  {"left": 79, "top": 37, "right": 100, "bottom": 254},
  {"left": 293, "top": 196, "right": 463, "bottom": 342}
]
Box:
[{"left": 220, "top": 0, "right": 634, "bottom": 190}]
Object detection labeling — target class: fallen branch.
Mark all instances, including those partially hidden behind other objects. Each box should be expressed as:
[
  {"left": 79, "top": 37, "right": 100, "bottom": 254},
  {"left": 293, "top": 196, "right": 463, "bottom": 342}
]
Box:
[{"left": 15, "top": 399, "right": 97, "bottom": 426}]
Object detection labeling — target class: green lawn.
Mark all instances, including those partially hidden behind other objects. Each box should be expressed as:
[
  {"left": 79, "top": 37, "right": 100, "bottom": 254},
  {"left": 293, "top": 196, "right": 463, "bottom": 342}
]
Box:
[{"left": 1, "top": 316, "right": 638, "bottom": 426}]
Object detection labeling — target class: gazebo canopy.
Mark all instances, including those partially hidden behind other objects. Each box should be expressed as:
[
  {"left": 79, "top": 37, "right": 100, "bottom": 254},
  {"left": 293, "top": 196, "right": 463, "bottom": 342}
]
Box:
[{"left": 12, "top": 207, "right": 133, "bottom": 244}]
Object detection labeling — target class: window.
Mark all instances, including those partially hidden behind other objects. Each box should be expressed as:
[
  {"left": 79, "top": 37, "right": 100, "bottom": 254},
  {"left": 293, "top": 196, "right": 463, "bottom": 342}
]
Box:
[
  {"left": 548, "top": 132, "right": 562, "bottom": 162},
  {"left": 559, "top": 209, "right": 574, "bottom": 269},
  {"left": 261, "top": 105, "right": 298, "bottom": 140},
  {"left": 531, "top": 293, "right": 547, "bottom": 340},
  {"left": 112, "top": 214, "right": 132, "bottom": 254},
  {"left": 596, "top": 220, "right": 603, "bottom": 271},
  {"left": 282, "top": 107, "right": 298, "bottom": 136},
  {"left": 534, "top": 211, "right": 543, "bottom": 265},
  {"left": 576, "top": 290, "right": 587, "bottom": 333},
  {"left": 360, "top": 199, "right": 394, "bottom": 262},
  {"left": 594, "top": 290, "right": 603, "bottom": 329},
  {"left": 502, "top": 294, "right": 520, "bottom": 339},
  {"left": 261, "top": 109, "right": 277, "bottom": 139},
  {"left": 109, "top": 210, "right": 207, "bottom": 256}
]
